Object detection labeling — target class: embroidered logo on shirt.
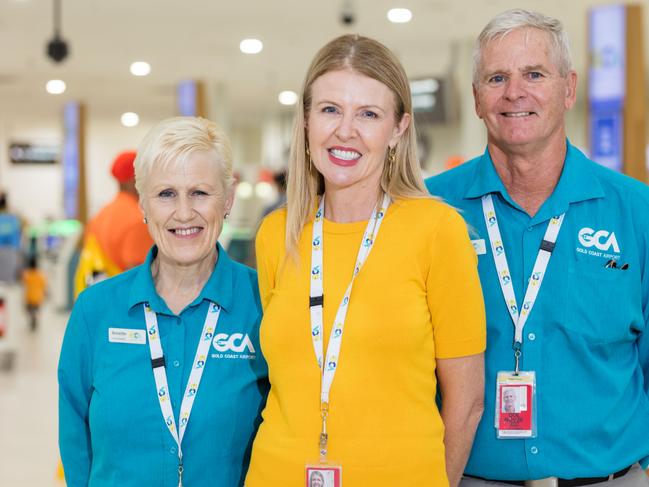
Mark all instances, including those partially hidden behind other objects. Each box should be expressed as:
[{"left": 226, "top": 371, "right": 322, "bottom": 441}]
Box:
[
  {"left": 108, "top": 328, "right": 146, "bottom": 344},
  {"left": 211, "top": 333, "right": 256, "bottom": 360},
  {"left": 575, "top": 226, "right": 622, "bottom": 261}
]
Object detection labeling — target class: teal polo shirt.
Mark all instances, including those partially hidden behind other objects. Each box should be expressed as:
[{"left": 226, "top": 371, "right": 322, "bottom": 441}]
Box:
[
  {"left": 426, "top": 142, "right": 649, "bottom": 480},
  {"left": 59, "top": 244, "right": 268, "bottom": 487}
]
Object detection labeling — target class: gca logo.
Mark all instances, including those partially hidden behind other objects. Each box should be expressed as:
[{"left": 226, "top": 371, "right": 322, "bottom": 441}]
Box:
[
  {"left": 578, "top": 227, "right": 620, "bottom": 253},
  {"left": 212, "top": 333, "right": 256, "bottom": 353}
]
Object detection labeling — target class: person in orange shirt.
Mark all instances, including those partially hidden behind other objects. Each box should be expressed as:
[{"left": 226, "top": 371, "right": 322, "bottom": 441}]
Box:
[
  {"left": 22, "top": 254, "right": 46, "bottom": 331},
  {"left": 75, "top": 151, "right": 153, "bottom": 295}
]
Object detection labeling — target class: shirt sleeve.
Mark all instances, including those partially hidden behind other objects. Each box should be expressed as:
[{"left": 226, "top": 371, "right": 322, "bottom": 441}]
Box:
[
  {"left": 255, "top": 214, "right": 282, "bottom": 311},
  {"left": 427, "top": 207, "right": 486, "bottom": 359},
  {"left": 58, "top": 295, "right": 94, "bottom": 486}
]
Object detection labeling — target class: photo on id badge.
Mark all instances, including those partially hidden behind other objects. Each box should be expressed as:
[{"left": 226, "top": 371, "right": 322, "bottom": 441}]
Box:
[
  {"left": 497, "top": 384, "right": 532, "bottom": 434},
  {"left": 305, "top": 466, "right": 342, "bottom": 487}
]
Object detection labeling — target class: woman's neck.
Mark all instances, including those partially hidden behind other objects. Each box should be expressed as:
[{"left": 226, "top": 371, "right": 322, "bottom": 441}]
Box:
[
  {"left": 151, "top": 249, "right": 217, "bottom": 315},
  {"left": 323, "top": 185, "right": 383, "bottom": 223}
]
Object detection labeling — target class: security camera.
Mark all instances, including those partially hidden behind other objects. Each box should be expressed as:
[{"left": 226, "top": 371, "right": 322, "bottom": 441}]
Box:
[
  {"left": 47, "top": 35, "right": 69, "bottom": 63},
  {"left": 340, "top": 0, "right": 356, "bottom": 26}
]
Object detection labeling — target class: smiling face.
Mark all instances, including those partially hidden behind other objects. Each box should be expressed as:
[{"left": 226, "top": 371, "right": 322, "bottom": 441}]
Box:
[
  {"left": 306, "top": 69, "right": 409, "bottom": 200},
  {"left": 139, "top": 151, "right": 233, "bottom": 269},
  {"left": 473, "top": 27, "right": 576, "bottom": 154},
  {"left": 309, "top": 471, "right": 325, "bottom": 487},
  {"left": 503, "top": 389, "right": 517, "bottom": 412}
]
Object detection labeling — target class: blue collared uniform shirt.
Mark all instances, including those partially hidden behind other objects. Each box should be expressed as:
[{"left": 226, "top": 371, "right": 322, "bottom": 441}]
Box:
[
  {"left": 426, "top": 142, "right": 649, "bottom": 480},
  {"left": 59, "top": 244, "right": 269, "bottom": 486}
]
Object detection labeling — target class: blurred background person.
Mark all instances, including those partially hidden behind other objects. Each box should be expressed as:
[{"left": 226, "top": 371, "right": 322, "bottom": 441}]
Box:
[
  {"left": 22, "top": 253, "right": 46, "bottom": 332},
  {"left": 59, "top": 117, "right": 268, "bottom": 487},
  {"left": 74, "top": 151, "right": 153, "bottom": 295},
  {"left": 246, "top": 34, "right": 485, "bottom": 487},
  {"left": 0, "top": 190, "right": 22, "bottom": 283},
  {"left": 261, "top": 170, "right": 288, "bottom": 217}
]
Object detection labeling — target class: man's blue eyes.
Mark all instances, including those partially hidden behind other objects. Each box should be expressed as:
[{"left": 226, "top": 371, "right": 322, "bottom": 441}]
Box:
[{"left": 489, "top": 72, "right": 543, "bottom": 83}]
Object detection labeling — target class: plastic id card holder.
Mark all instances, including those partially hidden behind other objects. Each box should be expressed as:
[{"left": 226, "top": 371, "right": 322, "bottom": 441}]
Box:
[
  {"left": 495, "top": 371, "right": 537, "bottom": 439},
  {"left": 305, "top": 463, "right": 342, "bottom": 487}
]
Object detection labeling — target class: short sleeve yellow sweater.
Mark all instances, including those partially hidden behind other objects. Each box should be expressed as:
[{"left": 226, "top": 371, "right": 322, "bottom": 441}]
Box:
[{"left": 246, "top": 198, "right": 486, "bottom": 486}]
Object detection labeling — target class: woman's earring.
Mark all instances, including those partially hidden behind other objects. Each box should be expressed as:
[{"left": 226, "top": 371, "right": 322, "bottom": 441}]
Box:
[
  {"left": 306, "top": 145, "right": 312, "bottom": 172},
  {"left": 388, "top": 146, "right": 396, "bottom": 172},
  {"left": 224, "top": 212, "right": 230, "bottom": 220},
  {"left": 143, "top": 216, "right": 148, "bottom": 224}
]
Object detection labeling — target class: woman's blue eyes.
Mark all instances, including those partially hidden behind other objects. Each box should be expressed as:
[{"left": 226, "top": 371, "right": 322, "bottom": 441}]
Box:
[
  {"left": 321, "top": 106, "right": 379, "bottom": 118},
  {"left": 157, "top": 190, "right": 208, "bottom": 198}
]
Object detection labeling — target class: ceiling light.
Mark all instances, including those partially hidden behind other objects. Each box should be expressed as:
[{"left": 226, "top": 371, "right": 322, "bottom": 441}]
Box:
[
  {"left": 239, "top": 39, "right": 263, "bottom": 54},
  {"left": 121, "top": 112, "right": 140, "bottom": 127},
  {"left": 46, "top": 79, "right": 66, "bottom": 94},
  {"left": 278, "top": 90, "right": 298, "bottom": 106},
  {"left": 387, "top": 8, "right": 412, "bottom": 23},
  {"left": 236, "top": 181, "right": 254, "bottom": 199},
  {"left": 130, "top": 61, "right": 151, "bottom": 76},
  {"left": 255, "top": 181, "right": 274, "bottom": 199}
]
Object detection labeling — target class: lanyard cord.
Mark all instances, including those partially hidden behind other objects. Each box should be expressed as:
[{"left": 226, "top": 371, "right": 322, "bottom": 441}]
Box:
[
  {"left": 144, "top": 301, "right": 221, "bottom": 484},
  {"left": 481, "top": 195, "right": 564, "bottom": 373},
  {"left": 309, "top": 193, "right": 390, "bottom": 459}
]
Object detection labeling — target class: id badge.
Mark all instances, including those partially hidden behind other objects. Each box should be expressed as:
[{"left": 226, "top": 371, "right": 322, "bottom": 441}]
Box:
[
  {"left": 495, "top": 371, "right": 537, "bottom": 439},
  {"left": 305, "top": 463, "right": 342, "bottom": 487}
]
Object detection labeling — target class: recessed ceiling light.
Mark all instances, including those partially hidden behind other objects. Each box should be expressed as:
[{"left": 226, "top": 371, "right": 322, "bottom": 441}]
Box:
[
  {"left": 387, "top": 8, "right": 412, "bottom": 23},
  {"left": 130, "top": 61, "right": 151, "bottom": 76},
  {"left": 46, "top": 79, "right": 66, "bottom": 94},
  {"left": 255, "top": 181, "right": 274, "bottom": 199},
  {"left": 278, "top": 90, "right": 298, "bottom": 106},
  {"left": 121, "top": 112, "right": 140, "bottom": 127},
  {"left": 239, "top": 39, "right": 263, "bottom": 54},
  {"left": 236, "top": 181, "right": 253, "bottom": 199}
]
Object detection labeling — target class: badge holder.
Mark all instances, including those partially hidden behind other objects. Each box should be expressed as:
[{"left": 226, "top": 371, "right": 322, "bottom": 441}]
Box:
[
  {"left": 495, "top": 370, "right": 537, "bottom": 439},
  {"left": 305, "top": 404, "right": 342, "bottom": 487}
]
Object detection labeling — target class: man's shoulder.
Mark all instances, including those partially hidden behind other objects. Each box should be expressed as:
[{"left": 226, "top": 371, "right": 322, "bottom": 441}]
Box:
[
  {"left": 585, "top": 157, "right": 649, "bottom": 203},
  {"left": 425, "top": 156, "right": 481, "bottom": 199}
]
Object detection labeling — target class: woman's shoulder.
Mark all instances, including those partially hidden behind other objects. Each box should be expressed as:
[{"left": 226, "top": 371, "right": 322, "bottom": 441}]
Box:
[
  {"left": 256, "top": 207, "right": 288, "bottom": 257},
  {"left": 258, "top": 207, "right": 287, "bottom": 237},
  {"left": 390, "top": 197, "right": 465, "bottom": 228},
  {"left": 75, "top": 265, "right": 140, "bottom": 309}
]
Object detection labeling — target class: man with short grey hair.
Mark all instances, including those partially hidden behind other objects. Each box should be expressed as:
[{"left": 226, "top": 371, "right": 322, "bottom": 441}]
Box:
[{"left": 427, "top": 9, "right": 649, "bottom": 486}]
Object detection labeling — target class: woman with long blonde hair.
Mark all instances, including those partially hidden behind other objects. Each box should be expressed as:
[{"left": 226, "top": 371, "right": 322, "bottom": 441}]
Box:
[{"left": 246, "top": 35, "right": 485, "bottom": 486}]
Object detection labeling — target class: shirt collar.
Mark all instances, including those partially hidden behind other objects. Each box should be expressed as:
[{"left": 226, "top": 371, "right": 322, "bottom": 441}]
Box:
[
  {"left": 128, "top": 242, "right": 235, "bottom": 314},
  {"left": 464, "top": 141, "right": 605, "bottom": 220}
]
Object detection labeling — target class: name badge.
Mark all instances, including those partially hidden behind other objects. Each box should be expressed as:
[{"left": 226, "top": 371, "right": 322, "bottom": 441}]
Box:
[
  {"left": 495, "top": 371, "right": 537, "bottom": 439},
  {"left": 108, "top": 328, "right": 146, "bottom": 345},
  {"left": 306, "top": 464, "right": 342, "bottom": 487},
  {"left": 471, "top": 239, "right": 487, "bottom": 255}
]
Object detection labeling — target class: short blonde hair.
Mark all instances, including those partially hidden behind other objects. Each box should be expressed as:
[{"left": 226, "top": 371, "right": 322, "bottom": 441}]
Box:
[
  {"left": 473, "top": 9, "right": 573, "bottom": 84},
  {"left": 286, "top": 34, "right": 427, "bottom": 256},
  {"left": 134, "top": 116, "right": 234, "bottom": 199}
]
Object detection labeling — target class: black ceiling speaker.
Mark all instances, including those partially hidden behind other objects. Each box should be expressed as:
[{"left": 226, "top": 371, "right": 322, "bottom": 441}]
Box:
[{"left": 46, "top": 0, "right": 69, "bottom": 63}]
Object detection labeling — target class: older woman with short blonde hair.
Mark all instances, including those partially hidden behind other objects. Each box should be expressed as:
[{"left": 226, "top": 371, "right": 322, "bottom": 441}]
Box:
[{"left": 59, "top": 116, "right": 268, "bottom": 487}]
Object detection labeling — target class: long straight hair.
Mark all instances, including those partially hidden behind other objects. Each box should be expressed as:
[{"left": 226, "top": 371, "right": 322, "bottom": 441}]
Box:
[{"left": 285, "top": 34, "right": 427, "bottom": 257}]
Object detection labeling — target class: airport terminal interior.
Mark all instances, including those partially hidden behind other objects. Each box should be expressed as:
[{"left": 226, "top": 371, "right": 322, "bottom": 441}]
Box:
[{"left": 1, "top": 0, "right": 648, "bottom": 485}]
